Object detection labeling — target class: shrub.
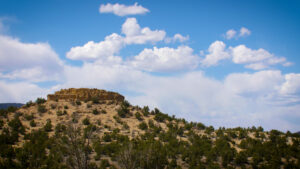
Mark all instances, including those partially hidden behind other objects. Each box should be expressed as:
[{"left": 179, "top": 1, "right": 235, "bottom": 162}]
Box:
[
  {"left": 135, "top": 112, "right": 143, "bottom": 121},
  {"left": 24, "top": 114, "right": 34, "bottom": 121},
  {"left": 64, "top": 105, "right": 68, "bottom": 109},
  {"left": 50, "top": 104, "right": 57, "bottom": 109},
  {"left": 30, "top": 120, "right": 36, "bottom": 127},
  {"left": 36, "top": 97, "right": 46, "bottom": 104},
  {"left": 44, "top": 119, "right": 52, "bottom": 132},
  {"left": 82, "top": 117, "right": 90, "bottom": 125},
  {"left": 76, "top": 100, "right": 81, "bottom": 105},
  {"left": 56, "top": 110, "right": 63, "bottom": 116},
  {"left": 25, "top": 100, "right": 34, "bottom": 107},
  {"left": 197, "top": 122, "right": 206, "bottom": 130},
  {"left": 142, "top": 106, "right": 150, "bottom": 116},
  {"left": 102, "top": 133, "right": 112, "bottom": 142},
  {"left": 87, "top": 104, "right": 92, "bottom": 108},
  {"left": 92, "top": 109, "right": 99, "bottom": 115},
  {"left": 117, "top": 105, "right": 130, "bottom": 118},
  {"left": 92, "top": 97, "right": 100, "bottom": 104},
  {"left": 0, "top": 119, "right": 3, "bottom": 129},
  {"left": 8, "top": 116, "right": 25, "bottom": 134},
  {"left": 37, "top": 105, "right": 47, "bottom": 113},
  {"left": 101, "top": 110, "right": 107, "bottom": 114},
  {"left": 139, "top": 122, "right": 148, "bottom": 130}
]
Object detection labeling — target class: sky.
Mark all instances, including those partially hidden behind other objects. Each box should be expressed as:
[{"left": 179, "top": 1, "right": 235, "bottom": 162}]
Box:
[{"left": 0, "top": 0, "right": 300, "bottom": 132}]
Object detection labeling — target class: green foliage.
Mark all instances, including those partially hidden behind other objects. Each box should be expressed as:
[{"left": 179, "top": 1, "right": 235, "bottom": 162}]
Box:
[
  {"left": 44, "top": 119, "right": 52, "bottom": 132},
  {"left": 24, "top": 114, "right": 34, "bottom": 121},
  {"left": 135, "top": 112, "right": 143, "bottom": 121},
  {"left": 35, "top": 97, "right": 46, "bottom": 104},
  {"left": 92, "top": 97, "right": 100, "bottom": 104},
  {"left": 82, "top": 117, "right": 90, "bottom": 125},
  {"left": 205, "top": 126, "right": 214, "bottom": 134},
  {"left": 25, "top": 100, "right": 34, "bottom": 107},
  {"left": 101, "top": 109, "right": 107, "bottom": 114},
  {"left": 8, "top": 115, "right": 25, "bottom": 134},
  {"left": 139, "top": 122, "right": 148, "bottom": 130},
  {"left": 75, "top": 100, "right": 81, "bottom": 105},
  {"left": 56, "top": 110, "right": 66, "bottom": 116},
  {"left": 30, "top": 120, "right": 36, "bottom": 127},
  {"left": 117, "top": 101, "right": 131, "bottom": 118},
  {"left": 92, "top": 109, "right": 99, "bottom": 115},
  {"left": 37, "top": 105, "right": 47, "bottom": 113},
  {"left": 142, "top": 106, "right": 150, "bottom": 116},
  {"left": 64, "top": 105, "right": 68, "bottom": 109}
]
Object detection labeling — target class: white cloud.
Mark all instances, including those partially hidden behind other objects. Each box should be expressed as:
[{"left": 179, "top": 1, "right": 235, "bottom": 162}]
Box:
[
  {"left": 239, "top": 27, "right": 251, "bottom": 37},
  {"left": 130, "top": 46, "right": 199, "bottom": 72},
  {"left": 122, "top": 18, "right": 166, "bottom": 44},
  {"left": 280, "top": 73, "right": 300, "bottom": 95},
  {"left": 230, "top": 45, "right": 290, "bottom": 70},
  {"left": 201, "top": 41, "right": 230, "bottom": 66},
  {"left": 231, "top": 45, "right": 272, "bottom": 64},
  {"left": 66, "top": 33, "right": 124, "bottom": 62},
  {"left": 225, "top": 29, "right": 236, "bottom": 40},
  {"left": 0, "top": 35, "right": 63, "bottom": 81},
  {"left": 0, "top": 81, "right": 49, "bottom": 103},
  {"left": 58, "top": 64, "right": 300, "bottom": 131},
  {"left": 224, "top": 27, "right": 251, "bottom": 39},
  {"left": 165, "top": 33, "right": 189, "bottom": 43},
  {"left": 99, "top": 3, "right": 149, "bottom": 16}
]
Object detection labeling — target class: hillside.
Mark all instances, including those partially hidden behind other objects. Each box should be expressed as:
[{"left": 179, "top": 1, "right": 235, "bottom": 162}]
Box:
[{"left": 0, "top": 88, "right": 299, "bottom": 169}]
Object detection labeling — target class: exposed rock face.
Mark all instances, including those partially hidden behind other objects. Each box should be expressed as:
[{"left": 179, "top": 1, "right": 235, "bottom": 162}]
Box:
[{"left": 47, "top": 88, "right": 124, "bottom": 102}]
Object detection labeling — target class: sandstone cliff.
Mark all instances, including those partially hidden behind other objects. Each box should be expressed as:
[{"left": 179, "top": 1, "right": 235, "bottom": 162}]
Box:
[{"left": 47, "top": 88, "right": 124, "bottom": 102}]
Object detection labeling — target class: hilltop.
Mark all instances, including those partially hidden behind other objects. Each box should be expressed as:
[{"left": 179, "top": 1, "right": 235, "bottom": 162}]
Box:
[{"left": 0, "top": 88, "right": 299, "bottom": 169}]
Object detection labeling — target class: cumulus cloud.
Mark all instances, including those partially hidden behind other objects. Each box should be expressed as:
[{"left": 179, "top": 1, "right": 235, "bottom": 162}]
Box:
[
  {"left": 122, "top": 18, "right": 166, "bottom": 44},
  {"left": 165, "top": 33, "right": 189, "bottom": 43},
  {"left": 0, "top": 35, "right": 63, "bottom": 81},
  {"left": 239, "top": 27, "right": 251, "bottom": 37},
  {"left": 66, "top": 33, "right": 124, "bottom": 62},
  {"left": 66, "top": 18, "right": 166, "bottom": 62},
  {"left": 224, "top": 27, "right": 251, "bottom": 39},
  {"left": 230, "top": 45, "right": 289, "bottom": 70},
  {"left": 225, "top": 29, "right": 236, "bottom": 40},
  {"left": 280, "top": 73, "right": 300, "bottom": 95},
  {"left": 130, "top": 46, "right": 199, "bottom": 72},
  {"left": 201, "top": 41, "right": 291, "bottom": 69},
  {"left": 201, "top": 41, "right": 230, "bottom": 66},
  {"left": 99, "top": 3, "right": 149, "bottom": 16}
]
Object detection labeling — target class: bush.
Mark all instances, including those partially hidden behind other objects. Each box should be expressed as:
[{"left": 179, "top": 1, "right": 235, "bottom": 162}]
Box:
[
  {"left": 76, "top": 100, "right": 81, "bottom": 105},
  {"left": 24, "top": 114, "right": 34, "bottom": 121},
  {"left": 139, "top": 122, "right": 148, "bottom": 130},
  {"left": 142, "top": 106, "right": 150, "bottom": 116},
  {"left": 64, "top": 105, "right": 68, "bottom": 109},
  {"left": 30, "top": 120, "right": 36, "bottom": 127},
  {"left": 82, "top": 117, "right": 90, "bottom": 125},
  {"left": 101, "top": 110, "right": 107, "bottom": 114},
  {"left": 87, "top": 104, "right": 92, "bottom": 108},
  {"left": 56, "top": 110, "right": 64, "bottom": 116},
  {"left": 135, "top": 112, "right": 143, "bottom": 121},
  {"left": 37, "top": 105, "right": 47, "bottom": 113},
  {"left": 50, "top": 104, "right": 57, "bottom": 109},
  {"left": 36, "top": 98, "right": 46, "bottom": 104},
  {"left": 92, "top": 97, "right": 100, "bottom": 104},
  {"left": 92, "top": 109, "right": 99, "bottom": 115},
  {"left": 44, "top": 119, "right": 52, "bottom": 132},
  {"left": 0, "top": 119, "right": 3, "bottom": 129},
  {"left": 25, "top": 100, "right": 34, "bottom": 107}
]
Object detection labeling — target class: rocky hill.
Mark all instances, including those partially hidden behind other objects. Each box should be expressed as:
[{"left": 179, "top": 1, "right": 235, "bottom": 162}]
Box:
[{"left": 0, "top": 88, "right": 299, "bottom": 169}]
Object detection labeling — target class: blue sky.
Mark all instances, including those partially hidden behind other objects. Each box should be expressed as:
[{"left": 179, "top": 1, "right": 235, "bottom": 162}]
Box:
[{"left": 0, "top": 0, "right": 300, "bottom": 132}]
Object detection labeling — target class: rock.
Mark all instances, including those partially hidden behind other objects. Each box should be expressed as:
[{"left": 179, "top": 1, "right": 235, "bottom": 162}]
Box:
[{"left": 47, "top": 88, "right": 124, "bottom": 102}]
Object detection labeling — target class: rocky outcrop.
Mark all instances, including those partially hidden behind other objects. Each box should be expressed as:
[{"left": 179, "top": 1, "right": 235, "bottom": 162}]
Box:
[{"left": 47, "top": 88, "right": 124, "bottom": 102}]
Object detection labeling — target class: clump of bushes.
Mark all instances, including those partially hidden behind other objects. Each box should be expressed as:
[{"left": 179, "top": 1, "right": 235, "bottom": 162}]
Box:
[
  {"left": 135, "top": 112, "right": 143, "bottom": 121},
  {"left": 44, "top": 119, "right": 52, "bottom": 132},
  {"left": 30, "top": 120, "right": 36, "bottom": 127},
  {"left": 36, "top": 98, "right": 46, "bottom": 104},
  {"left": 138, "top": 122, "right": 148, "bottom": 130},
  {"left": 82, "top": 117, "right": 90, "bottom": 125},
  {"left": 37, "top": 105, "right": 47, "bottom": 113},
  {"left": 76, "top": 100, "right": 81, "bottom": 105},
  {"left": 92, "top": 109, "right": 99, "bottom": 115}
]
